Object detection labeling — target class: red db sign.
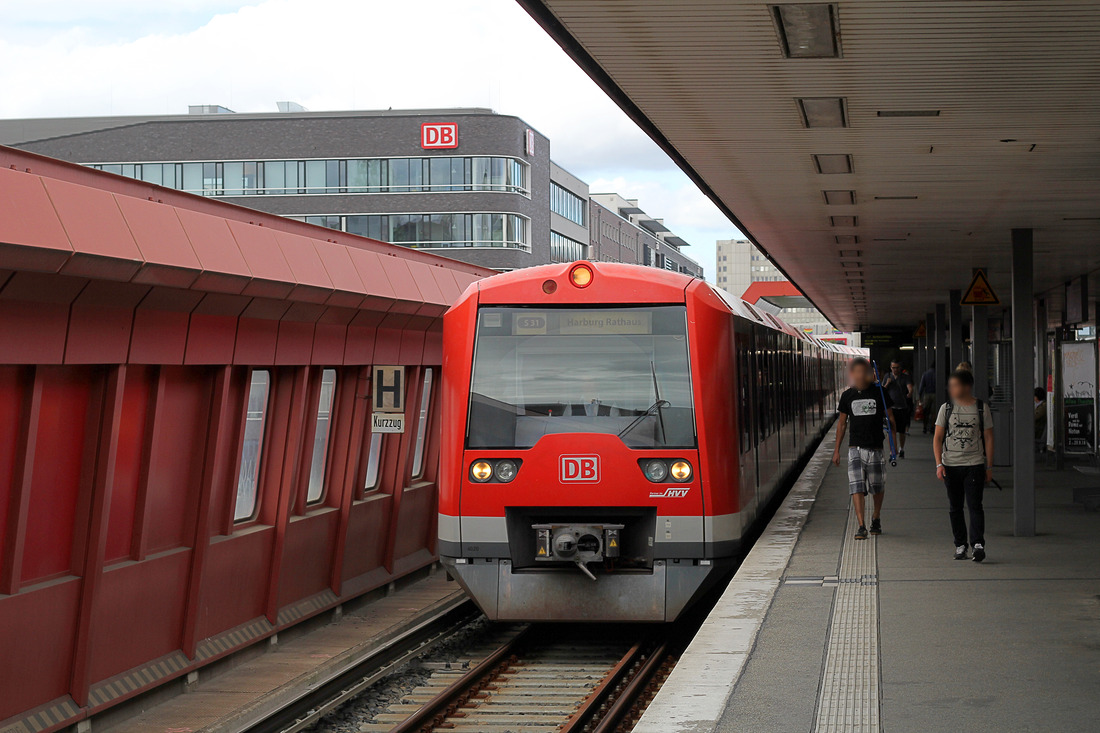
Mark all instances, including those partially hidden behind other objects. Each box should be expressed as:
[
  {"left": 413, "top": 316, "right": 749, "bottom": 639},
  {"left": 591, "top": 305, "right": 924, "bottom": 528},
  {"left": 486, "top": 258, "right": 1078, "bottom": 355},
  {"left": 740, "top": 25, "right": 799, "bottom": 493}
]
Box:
[
  {"left": 421, "top": 122, "right": 458, "bottom": 149},
  {"left": 560, "top": 455, "right": 599, "bottom": 483}
]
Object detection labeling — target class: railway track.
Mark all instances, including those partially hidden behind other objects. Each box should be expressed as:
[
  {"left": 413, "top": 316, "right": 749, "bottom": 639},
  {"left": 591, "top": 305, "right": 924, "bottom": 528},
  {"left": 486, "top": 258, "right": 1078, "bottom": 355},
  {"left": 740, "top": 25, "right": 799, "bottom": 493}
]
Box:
[{"left": 366, "top": 624, "right": 676, "bottom": 733}]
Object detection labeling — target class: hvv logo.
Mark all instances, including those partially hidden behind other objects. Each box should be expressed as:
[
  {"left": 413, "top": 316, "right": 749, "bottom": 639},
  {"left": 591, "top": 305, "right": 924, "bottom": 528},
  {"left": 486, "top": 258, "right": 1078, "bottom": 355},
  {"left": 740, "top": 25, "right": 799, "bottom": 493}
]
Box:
[{"left": 560, "top": 455, "right": 599, "bottom": 483}]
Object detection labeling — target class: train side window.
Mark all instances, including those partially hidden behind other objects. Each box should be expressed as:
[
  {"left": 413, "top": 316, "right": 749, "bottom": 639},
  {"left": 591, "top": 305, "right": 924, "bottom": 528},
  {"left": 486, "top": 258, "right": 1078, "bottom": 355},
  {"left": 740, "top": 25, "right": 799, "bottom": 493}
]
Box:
[
  {"left": 410, "top": 368, "right": 434, "bottom": 479},
  {"left": 234, "top": 370, "right": 270, "bottom": 522},
  {"left": 363, "top": 432, "right": 383, "bottom": 492},
  {"left": 306, "top": 368, "right": 337, "bottom": 503}
]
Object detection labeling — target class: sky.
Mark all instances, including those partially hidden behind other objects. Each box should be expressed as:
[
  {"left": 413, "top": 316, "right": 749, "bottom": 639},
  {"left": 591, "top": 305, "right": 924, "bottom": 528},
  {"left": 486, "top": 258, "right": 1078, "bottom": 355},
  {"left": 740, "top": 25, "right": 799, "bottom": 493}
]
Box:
[{"left": 0, "top": 0, "right": 744, "bottom": 280}]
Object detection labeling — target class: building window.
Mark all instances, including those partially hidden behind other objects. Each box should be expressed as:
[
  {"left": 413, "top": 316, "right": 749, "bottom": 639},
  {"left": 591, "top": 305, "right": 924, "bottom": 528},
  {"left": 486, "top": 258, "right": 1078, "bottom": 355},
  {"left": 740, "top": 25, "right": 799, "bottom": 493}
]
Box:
[
  {"left": 336, "top": 212, "right": 530, "bottom": 251},
  {"left": 410, "top": 369, "right": 433, "bottom": 479},
  {"left": 306, "top": 369, "right": 337, "bottom": 503},
  {"left": 234, "top": 370, "right": 270, "bottom": 522},
  {"left": 550, "top": 182, "right": 586, "bottom": 226},
  {"left": 89, "top": 156, "right": 530, "bottom": 197},
  {"left": 550, "top": 231, "right": 587, "bottom": 263}
]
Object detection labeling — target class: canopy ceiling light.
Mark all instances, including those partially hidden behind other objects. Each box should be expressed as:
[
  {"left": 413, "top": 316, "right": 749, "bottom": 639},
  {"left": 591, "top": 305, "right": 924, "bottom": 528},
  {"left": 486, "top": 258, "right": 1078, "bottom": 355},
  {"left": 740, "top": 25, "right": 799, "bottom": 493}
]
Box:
[{"left": 771, "top": 3, "right": 841, "bottom": 58}]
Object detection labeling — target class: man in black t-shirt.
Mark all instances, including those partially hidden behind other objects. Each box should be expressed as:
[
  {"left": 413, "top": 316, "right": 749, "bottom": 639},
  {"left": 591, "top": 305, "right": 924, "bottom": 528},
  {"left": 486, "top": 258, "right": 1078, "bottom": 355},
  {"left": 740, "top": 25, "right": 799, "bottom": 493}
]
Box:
[
  {"left": 832, "top": 358, "right": 897, "bottom": 540},
  {"left": 882, "top": 361, "right": 913, "bottom": 457}
]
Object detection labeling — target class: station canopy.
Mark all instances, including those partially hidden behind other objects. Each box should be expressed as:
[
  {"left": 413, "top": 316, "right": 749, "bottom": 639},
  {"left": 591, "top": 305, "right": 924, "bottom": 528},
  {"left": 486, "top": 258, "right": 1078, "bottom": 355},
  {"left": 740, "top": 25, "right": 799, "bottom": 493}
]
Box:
[{"left": 518, "top": 1, "right": 1100, "bottom": 330}]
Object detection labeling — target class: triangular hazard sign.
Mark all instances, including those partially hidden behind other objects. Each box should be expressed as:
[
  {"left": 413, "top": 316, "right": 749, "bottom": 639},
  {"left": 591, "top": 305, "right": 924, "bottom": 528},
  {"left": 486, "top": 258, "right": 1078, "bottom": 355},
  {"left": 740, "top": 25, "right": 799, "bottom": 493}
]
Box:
[
  {"left": 537, "top": 546, "right": 546, "bottom": 556},
  {"left": 609, "top": 539, "right": 618, "bottom": 548},
  {"left": 961, "top": 269, "right": 1000, "bottom": 306}
]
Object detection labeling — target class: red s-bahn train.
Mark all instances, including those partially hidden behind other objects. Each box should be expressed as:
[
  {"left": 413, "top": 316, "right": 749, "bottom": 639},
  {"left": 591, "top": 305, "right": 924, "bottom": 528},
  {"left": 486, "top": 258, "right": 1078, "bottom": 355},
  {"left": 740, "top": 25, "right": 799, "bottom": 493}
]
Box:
[{"left": 439, "top": 261, "right": 862, "bottom": 622}]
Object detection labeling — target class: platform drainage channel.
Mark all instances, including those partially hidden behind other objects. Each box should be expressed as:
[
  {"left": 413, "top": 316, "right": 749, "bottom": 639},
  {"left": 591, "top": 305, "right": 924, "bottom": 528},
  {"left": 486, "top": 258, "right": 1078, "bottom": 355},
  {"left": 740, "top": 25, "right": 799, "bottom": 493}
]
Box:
[{"left": 812, "top": 500, "right": 880, "bottom": 732}]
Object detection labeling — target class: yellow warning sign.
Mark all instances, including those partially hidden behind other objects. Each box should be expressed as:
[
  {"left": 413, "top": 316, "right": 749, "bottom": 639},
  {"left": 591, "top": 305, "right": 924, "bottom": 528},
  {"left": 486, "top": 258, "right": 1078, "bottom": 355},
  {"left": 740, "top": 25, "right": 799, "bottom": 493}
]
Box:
[
  {"left": 914, "top": 321, "right": 926, "bottom": 338},
  {"left": 961, "top": 269, "right": 1000, "bottom": 306},
  {"left": 609, "top": 539, "right": 618, "bottom": 548},
  {"left": 537, "top": 547, "right": 546, "bottom": 556}
]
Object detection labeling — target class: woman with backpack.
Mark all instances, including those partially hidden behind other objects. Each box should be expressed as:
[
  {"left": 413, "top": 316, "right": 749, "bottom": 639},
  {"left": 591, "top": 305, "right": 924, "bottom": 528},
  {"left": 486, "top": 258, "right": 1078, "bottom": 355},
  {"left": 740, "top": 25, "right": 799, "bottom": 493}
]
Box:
[{"left": 932, "top": 369, "right": 994, "bottom": 562}]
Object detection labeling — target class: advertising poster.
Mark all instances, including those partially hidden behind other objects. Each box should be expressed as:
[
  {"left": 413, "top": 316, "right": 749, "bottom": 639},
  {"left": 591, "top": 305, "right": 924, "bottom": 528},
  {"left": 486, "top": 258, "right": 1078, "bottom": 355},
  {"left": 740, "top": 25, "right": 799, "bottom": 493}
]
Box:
[{"left": 1062, "top": 342, "right": 1097, "bottom": 454}]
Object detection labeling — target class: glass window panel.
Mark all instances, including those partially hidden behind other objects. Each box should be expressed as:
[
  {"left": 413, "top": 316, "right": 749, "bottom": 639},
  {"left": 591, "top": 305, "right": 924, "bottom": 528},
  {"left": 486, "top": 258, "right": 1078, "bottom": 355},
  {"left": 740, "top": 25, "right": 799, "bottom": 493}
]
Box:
[
  {"left": 410, "top": 369, "right": 433, "bottom": 478},
  {"left": 202, "top": 162, "right": 221, "bottom": 194},
  {"left": 407, "top": 159, "right": 423, "bottom": 192},
  {"left": 345, "top": 215, "right": 368, "bottom": 237},
  {"left": 326, "top": 159, "right": 340, "bottom": 189},
  {"left": 429, "top": 157, "right": 450, "bottom": 191},
  {"left": 305, "top": 160, "right": 326, "bottom": 194},
  {"left": 182, "top": 163, "right": 203, "bottom": 193},
  {"left": 390, "top": 158, "right": 409, "bottom": 191},
  {"left": 285, "top": 161, "right": 299, "bottom": 193},
  {"left": 265, "top": 161, "right": 285, "bottom": 194},
  {"left": 491, "top": 158, "right": 506, "bottom": 188},
  {"left": 452, "top": 158, "right": 466, "bottom": 191},
  {"left": 347, "top": 159, "right": 370, "bottom": 192},
  {"left": 223, "top": 161, "right": 244, "bottom": 196},
  {"left": 472, "top": 158, "right": 491, "bottom": 191},
  {"left": 244, "top": 162, "right": 260, "bottom": 194},
  {"left": 121, "top": 164, "right": 136, "bottom": 178},
  {"left": 306, "top": 369, "right": 337, "bottom": 503},
  {"left": 102, "top": 164, "right": 122, "bottom": 176},
  {"left": 235, "top": 370, "right": 270, "bottom": 521},
  {"left": 492, "top": 213, "right": 504, "bottom": 242},
  {"left": 140, "top": 163, "right": 163, "bottom": 186},
  {"left": 363, "top": 433, "right": 383, "bottom": 492},
  {"left": 369, "top": 215, "right": 385, "bottom": 241},
  {"left": 391, "top": 214, "right": 415, "bottom": 242}
]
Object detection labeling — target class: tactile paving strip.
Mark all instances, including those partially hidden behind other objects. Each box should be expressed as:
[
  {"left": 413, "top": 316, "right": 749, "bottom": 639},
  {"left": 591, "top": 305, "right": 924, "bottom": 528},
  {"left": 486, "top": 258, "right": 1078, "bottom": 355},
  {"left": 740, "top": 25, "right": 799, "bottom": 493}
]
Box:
[{"left": 813, "top": 497, "right": 880, "bottom": 732}]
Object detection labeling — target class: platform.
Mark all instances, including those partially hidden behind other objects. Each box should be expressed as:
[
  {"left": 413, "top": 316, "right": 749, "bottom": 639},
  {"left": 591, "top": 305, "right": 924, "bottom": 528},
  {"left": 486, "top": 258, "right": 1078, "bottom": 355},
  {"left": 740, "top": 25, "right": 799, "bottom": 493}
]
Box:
[
  {"left": 99, "top": 571, "right": 463, "bottom": 733},
  {"left": 638, "top": 431, "right": 1100, "bottom": 732}
]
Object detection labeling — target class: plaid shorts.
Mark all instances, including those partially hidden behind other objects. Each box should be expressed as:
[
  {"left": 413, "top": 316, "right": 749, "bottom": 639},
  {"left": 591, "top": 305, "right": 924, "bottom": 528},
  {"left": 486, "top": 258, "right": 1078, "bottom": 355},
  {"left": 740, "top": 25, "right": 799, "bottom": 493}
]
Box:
[{"left": 847, "top": 447, "right": 886, "bottom": 495}]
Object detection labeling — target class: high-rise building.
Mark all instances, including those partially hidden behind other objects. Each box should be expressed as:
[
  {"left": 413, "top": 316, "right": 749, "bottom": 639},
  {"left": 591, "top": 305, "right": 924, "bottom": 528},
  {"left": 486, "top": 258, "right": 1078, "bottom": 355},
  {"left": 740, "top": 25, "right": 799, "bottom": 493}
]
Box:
[
  {"left": 0, "top": 106, "right": 703, "bottom": 278},
  {"left": 716, "top": 238, "right": 836, "bottom": 334}
]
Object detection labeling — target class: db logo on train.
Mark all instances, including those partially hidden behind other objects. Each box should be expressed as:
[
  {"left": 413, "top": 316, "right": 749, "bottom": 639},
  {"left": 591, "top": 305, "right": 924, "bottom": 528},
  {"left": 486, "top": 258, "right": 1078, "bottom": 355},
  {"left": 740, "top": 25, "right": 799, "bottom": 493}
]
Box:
[{"left": 560, "top": 455, "right": 600, "bottom": 483}]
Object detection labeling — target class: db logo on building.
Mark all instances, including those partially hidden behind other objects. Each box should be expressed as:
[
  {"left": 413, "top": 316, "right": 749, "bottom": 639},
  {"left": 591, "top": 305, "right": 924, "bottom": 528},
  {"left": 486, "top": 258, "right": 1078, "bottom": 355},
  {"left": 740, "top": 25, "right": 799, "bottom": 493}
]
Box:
[
  {"left": 560, "top": 455, "right": 599, "bottom": 483},
  {"left": 421, "top": 122, "right": 458, "bottom": 149}
]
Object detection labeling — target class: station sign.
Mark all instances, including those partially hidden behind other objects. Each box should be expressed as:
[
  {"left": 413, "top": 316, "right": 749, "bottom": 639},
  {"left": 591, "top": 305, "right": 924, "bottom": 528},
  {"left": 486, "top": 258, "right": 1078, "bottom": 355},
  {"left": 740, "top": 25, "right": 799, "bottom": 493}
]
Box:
[
  {"left": 373, "top": 366, "right": 404, "bottom": 412},
  {"left": 421, "top": 122, "right": 458, "bottom": 149},
  {"left": 372, "top": 413, "right": 406, "bottom": 434}
]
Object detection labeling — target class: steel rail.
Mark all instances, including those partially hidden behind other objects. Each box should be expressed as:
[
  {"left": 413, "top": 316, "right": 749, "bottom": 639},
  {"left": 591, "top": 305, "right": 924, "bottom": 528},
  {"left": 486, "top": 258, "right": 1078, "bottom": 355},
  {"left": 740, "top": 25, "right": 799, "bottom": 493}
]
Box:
[
  {"left": 388, "top": 625, "right": 533, "bottom": 733},
  {"left": 237, "top": 596, "right": 480, "bottom": 733},
  {"left": 558, "top": 639, "right": 648, "bottom": 733}
]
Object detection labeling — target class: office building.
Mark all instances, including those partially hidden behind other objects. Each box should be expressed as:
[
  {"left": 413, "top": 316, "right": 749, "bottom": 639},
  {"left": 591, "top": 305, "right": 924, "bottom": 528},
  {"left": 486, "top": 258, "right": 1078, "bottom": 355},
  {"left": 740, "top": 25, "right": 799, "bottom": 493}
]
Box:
[
  {"left": 0, "top": 106, "right": 702, "bottom": 277},
  {"left": 589, "top": 193, "right": 703, "bottom": 277}
]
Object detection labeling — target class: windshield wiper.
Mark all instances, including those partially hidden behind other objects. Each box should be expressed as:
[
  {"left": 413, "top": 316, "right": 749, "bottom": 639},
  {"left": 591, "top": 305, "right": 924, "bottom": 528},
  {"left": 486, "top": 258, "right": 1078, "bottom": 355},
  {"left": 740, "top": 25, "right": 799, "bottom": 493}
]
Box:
[
  {"left": 617, "top": 398, "right": 671, "bottom": 438},
  {"left": 617, "top": 361, "right": 669, "bottom": 442}
]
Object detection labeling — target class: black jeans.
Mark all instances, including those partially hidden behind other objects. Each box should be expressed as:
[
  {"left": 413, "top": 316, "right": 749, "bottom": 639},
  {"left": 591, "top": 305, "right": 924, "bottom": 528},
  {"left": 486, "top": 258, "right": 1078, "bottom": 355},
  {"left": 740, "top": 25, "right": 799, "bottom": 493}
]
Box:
[{"left": 943, "top": 465, "right": 986, "bottom": 547}]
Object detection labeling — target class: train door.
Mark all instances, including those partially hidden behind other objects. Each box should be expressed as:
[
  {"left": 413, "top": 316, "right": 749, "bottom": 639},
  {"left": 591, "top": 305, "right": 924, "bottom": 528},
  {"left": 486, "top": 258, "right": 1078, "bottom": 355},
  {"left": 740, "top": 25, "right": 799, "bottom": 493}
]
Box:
[
  {"left": 735, "top": 320, "right": 759, "bottom": 526},
  {"left": 754, "top": 325, "right": 780, "bottom": 503}
]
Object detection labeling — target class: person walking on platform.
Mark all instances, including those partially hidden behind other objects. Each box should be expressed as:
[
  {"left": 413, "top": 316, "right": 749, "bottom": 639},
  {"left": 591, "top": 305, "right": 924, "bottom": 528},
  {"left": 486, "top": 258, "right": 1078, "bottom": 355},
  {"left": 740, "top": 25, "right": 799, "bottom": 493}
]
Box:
[
  {"left": 917, "top": 361, "right": 937, "bottom": 433},
  {"left": 833, "top": 358, "right": 897, "bottom": 540},
  {"left": 882, "top": 359, "right": 913, "bottom": 458},
  {"left": 933, "top": 369, "right": 994, "bottom": 562}
]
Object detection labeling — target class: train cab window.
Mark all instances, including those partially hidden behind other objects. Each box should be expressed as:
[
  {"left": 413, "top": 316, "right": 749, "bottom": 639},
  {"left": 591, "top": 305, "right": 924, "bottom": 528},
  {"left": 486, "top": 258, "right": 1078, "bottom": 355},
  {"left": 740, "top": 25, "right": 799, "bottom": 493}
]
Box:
[
  {"left": 306, "top": 369, "right": 337, "bottom": 503},
  {"left": 466, "top": 307, "right": 695, "bottom": 449},
  {"left": 234, "top": 370, "right": 270, "bottom": 522},
  {"left": 363, "top": 432, "right": 383, "bottom": 492},
  {"left": 410, "top": 368, "right": 434, "bottom": 479}
]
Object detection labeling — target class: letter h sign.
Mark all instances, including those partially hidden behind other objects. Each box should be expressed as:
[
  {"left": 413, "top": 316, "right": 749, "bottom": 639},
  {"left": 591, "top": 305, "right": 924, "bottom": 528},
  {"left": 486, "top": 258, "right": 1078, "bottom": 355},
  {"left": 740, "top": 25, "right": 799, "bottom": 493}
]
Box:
[{"left": 373, "top": 366, "right": 404, "bottom": 413}]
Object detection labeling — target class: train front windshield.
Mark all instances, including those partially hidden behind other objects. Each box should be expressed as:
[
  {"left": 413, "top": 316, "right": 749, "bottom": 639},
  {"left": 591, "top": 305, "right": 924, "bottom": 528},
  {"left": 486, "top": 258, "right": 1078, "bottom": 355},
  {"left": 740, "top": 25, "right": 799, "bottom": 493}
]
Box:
[{"left": 467, "top": 306, "right": 695, "bottom": 449}]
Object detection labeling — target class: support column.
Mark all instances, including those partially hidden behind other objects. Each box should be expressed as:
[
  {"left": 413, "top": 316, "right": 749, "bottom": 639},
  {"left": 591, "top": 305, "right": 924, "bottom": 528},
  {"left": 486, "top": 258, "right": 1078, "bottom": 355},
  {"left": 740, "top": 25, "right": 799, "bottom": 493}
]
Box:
[
  {"left": 935, "top": 303, "right": 947, "bottom": 409},
  {"left": 1012, "top": 228, "right": 1036, "bottom": 537},
  {"left": 924, "top": 312, "right": 935, "bottom": 394},
  {"left": 972, "top": 304, "right": 989, "bottom": 400},
  {"left": 950, "top": 289, "right": 963, "bottom": 369}
]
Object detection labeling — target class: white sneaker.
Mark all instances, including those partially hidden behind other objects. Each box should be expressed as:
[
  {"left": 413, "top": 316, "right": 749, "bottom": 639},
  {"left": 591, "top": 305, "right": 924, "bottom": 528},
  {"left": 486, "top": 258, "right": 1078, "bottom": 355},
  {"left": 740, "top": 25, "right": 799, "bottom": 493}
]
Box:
[
  {"left": 972, "top": 543, "right": 985, "bottom": 563},
  {"left": 954, "top": 545, "right": 968, "bottom": 560}
]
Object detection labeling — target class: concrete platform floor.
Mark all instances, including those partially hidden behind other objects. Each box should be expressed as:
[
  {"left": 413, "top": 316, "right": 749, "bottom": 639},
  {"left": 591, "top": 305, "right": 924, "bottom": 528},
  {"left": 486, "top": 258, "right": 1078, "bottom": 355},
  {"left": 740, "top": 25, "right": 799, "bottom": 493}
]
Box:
[{"left": 640, "top": 431, "right": 1100, "bottom": 733}]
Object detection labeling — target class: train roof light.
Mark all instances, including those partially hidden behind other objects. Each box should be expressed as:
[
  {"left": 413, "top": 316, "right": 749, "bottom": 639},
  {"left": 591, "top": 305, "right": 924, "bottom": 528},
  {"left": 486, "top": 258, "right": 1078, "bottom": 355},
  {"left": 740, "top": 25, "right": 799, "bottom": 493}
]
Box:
[{"left": 569, "top": 263, "right": 594, "bottom": 288}]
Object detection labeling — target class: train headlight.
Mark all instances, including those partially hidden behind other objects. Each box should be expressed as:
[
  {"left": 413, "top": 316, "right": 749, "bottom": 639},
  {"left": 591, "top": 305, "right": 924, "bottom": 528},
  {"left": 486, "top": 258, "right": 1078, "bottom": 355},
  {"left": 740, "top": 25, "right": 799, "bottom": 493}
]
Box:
[
  {"left": 470, "top": 461, "right": 493, "bottom": 482},
  {"left": 495, "top": 459, "right": 518, "bottom": 482},
  {"left": 644, "top": 459, "right": 668, "bottom": 482},
  {"left": 670, "top": 460, "right": 693, "bottom": 482}
]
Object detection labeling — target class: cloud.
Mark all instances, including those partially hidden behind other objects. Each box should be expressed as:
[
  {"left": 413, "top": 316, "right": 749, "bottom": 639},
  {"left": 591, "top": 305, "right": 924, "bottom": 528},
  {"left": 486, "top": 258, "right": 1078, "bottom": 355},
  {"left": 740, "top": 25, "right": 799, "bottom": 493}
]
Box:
[{"left": 0, "top": 0, "right": 744, "bottom": 279}]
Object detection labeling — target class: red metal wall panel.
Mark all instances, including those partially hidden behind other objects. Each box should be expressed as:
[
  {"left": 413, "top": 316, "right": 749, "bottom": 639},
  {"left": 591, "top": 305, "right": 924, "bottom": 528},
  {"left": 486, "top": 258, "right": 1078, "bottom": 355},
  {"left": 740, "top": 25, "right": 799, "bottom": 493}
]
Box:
[
  {"left": 103, "top": 367, "right": 152, "bottom": 563},
  {"left": 0, "top": 168, "right": 73, "bottom": 274},
  {"left": 41, "top": 179, "right": 142, "bottom": 282},
  {"left": 21, "top": 366, "right": 97, "bottom": 583},
  {"left": 65, "top": 281, "right": 149, "bottom": 364},
  {"left": 0, "top": 579, "right": 81, "bottom": 722}
]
